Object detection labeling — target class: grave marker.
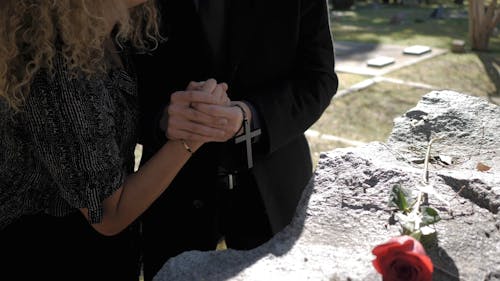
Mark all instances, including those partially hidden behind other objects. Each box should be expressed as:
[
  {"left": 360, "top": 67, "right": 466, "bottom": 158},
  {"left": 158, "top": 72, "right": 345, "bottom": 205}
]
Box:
[
  {"left": 403, "top": 45, "right": 432, "bottom": 55},
  {"left": 366, "top": 56, "right": 395, "bottom": 67}
]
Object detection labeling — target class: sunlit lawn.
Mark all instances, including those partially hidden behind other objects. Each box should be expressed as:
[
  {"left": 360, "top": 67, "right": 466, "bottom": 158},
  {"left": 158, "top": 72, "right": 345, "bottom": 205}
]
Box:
[
  {"left": 388, "top": 52, "right": 497, "bottom": 97},
  {"left": 337, "top": 72, "right": 370, "bottom": 91}
]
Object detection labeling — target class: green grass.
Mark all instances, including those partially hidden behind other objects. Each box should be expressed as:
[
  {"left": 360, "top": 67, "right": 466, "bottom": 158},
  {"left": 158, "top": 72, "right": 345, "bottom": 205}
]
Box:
[
  {"left": 388, "top": 52, "right": 497, "bottom": 97},
  {"left": 337, "top": 73, "right": 371, "bottom": 91},
  {"left": 311, "top": 82, "right": 430, "bottom": 143},
  {"left": 308, "top": 82, "right": 432, "bottom": 168}
]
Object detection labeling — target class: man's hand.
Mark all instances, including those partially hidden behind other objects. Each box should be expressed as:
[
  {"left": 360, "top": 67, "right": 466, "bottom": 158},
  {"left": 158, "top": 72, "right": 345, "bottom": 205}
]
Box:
[
  {"left": 187, "top": 80, "right": 230, "bottom": 106},
  {"left": 191, "top": 101, "right": 252, "bottom": 142},
  {"left": 160, "top": 79, "right": 230, "bottom": 143}
]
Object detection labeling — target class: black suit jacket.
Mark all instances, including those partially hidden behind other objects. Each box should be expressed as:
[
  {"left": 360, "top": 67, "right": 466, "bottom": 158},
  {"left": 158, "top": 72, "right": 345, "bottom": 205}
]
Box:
[{"left": 134, "top": 0, "right": 338, "bottom": 233}]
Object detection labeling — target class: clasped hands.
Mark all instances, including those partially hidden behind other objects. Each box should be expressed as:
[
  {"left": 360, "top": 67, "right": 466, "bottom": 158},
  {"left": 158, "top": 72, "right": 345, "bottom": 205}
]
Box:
[{"left": 160, "top": 78, "right": 250, "bottom": 150}]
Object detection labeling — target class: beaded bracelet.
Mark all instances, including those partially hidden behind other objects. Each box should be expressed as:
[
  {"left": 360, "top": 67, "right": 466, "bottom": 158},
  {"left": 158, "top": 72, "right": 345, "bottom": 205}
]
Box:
[{"left": 232, "top": 103, "right": 247, "bottom": 137}]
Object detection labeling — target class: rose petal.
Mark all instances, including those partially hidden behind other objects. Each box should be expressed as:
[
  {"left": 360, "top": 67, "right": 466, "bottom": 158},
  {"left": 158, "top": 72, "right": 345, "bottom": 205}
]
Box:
[
  {"left": 372, "top": 259, "right": 383, "bottom": 274},
  {"left": 393, "top": 253, "right": 433, "bottom": 281},
  {"left": 389, "top": 258, "right": 419, "bottom": 281},
  {"left": 372, "top": 239, "right": 413, "bottom": 257},
  {"left": 372, "top": 241, "right": 396, "bottom": 257},
  {"left": 405, "top": 252, "right": 433, "bottom": 278},
  {"left": 372, "top": 236, "right": 433, "bottom": 281},
  {"left": 373, "top": 236, "right": 427, "bottom": 256},
  {"left": 377, "top": 253, "right": 433, "bottom": 281},
  {"left": 390, "top": 236, "right": 426, "bottom": 254}
]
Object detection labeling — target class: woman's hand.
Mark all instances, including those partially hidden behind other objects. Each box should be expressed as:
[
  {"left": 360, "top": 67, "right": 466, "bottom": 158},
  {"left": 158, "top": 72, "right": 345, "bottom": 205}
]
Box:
[
  {"left": 176, "top": 79, "right": 254, "bottom": 143},
  {"left": 160, "top": 79, "right": 231, "bottom": 150},
  {"left": 187, "top": 80, "right": 230, "bottom": 106},
  {"left": 191, "top": 100, "right": 252, "bottom": 143}
]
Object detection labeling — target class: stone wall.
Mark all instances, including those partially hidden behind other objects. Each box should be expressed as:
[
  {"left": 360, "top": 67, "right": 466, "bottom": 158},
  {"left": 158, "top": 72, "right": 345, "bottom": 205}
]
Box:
[{"left": 154, "top": 90, "right": 500, "bottom": 281}]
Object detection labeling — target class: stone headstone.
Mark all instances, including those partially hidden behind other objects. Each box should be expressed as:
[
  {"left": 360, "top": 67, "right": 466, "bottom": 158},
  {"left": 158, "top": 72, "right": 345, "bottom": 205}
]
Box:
[
  {"left": 366, "top": 56, "right": 395, "bottom": 67},
  {"left": 154, "top": 90, "right": 500, "bottom": 281},
  {"left": 403, "top": 45, "right": 432, "bottom": 55}
]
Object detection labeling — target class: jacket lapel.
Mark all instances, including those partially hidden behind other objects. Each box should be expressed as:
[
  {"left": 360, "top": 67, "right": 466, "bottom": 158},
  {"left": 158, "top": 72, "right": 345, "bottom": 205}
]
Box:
[
  {"left": 197, "top": 0, "right": 224, "bottom": 61},
  {"left": 227, "top": 0, "right": 256, "bottom": 82},
  {"left": 195, "top": 0, "right": 257, "bottom": 81}
]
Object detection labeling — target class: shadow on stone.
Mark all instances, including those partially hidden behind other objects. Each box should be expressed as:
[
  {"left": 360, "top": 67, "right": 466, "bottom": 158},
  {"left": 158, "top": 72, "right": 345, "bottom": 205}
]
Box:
[
  {"left": 427, "top": 246, "right": 460, "bottom": 281},
  {"left": 152, "top": 175, "right": 315, "bottom": 281}
]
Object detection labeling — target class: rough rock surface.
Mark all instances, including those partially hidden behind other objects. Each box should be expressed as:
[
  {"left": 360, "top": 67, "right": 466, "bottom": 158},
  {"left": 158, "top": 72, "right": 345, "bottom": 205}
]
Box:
[{"left": 154, "top": 91, "right": 500, "bottom": 281}]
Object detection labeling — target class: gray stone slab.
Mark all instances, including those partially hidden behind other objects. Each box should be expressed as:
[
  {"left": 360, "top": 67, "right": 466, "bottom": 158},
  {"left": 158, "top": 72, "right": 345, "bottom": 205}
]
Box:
[
  {"left": 403, "top": 45, "right": 432, "bottom": 55},
  {"left": 334, "top": 41, "right": 447, "bottom": 76},
  {"left": 366, "top": 56, "right": 395, "bottom": 67},
  {"left": 153, "top": 91, "right": 500, "bottom": 281}
]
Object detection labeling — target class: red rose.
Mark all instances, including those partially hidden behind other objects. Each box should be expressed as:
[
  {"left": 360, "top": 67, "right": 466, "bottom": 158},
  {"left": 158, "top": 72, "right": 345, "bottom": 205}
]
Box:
[{"left": 372, "top": 235, "right": 433, "bottom": 281}]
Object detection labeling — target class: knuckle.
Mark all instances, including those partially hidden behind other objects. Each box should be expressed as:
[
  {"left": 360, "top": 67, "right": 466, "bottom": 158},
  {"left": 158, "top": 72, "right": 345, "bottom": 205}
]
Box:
[
  {"left": 167, "top": 105, "right": 175, "bottom": 115},
  {"left": 171, "top": 91, "right": 182, "bottom": 101}
]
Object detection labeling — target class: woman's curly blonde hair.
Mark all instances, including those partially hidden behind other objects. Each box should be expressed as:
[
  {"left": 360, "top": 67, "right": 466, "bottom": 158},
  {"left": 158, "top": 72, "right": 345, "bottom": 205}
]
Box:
[{"left": 0, "top": 0, "right": 162, "bottom": 111}]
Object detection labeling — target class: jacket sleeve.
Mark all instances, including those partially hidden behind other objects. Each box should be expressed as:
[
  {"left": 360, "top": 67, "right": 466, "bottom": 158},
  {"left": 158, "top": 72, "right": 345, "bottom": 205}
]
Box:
[{"left": 245, "top": 0, "right": 338, "bottom": 155}]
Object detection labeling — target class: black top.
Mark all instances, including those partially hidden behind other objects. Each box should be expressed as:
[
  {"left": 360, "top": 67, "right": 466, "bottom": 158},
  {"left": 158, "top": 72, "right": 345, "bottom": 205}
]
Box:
[{"left": 0, "top": 52, "right": 139, "bottom": 229}]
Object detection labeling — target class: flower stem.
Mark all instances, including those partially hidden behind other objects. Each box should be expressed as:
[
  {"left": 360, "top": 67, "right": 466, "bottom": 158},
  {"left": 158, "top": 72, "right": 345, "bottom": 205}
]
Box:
[
  {"left": 423, "top": 136, "right": 444, "bottom": 185},
  {"left": 413, "top": 136, "right": 444, "bottom": 229}
]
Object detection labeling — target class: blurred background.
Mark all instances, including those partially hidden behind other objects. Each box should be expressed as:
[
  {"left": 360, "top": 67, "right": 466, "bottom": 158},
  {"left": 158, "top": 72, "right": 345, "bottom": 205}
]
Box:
[{"left": 306, "top": 0, "right": 500, "bottom": 166}]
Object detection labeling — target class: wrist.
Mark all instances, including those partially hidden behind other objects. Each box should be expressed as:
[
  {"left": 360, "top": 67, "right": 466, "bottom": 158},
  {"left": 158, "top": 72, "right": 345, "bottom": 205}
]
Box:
[
  {"left": 232, "top": 103, "right": 248, "bottom": 137},
  {"left": 232, "top": 101, "right": 252, "bottom": 123},
  {"left": 177, "top": 139, "right": 202, "bottom": 155}
]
